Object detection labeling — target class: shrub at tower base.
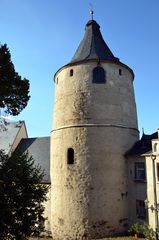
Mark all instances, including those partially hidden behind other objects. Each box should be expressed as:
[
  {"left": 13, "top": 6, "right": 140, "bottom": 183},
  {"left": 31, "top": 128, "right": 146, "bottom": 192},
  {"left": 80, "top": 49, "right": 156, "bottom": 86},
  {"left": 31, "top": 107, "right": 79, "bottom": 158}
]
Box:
[{"left": 0, "top": 150, "right": 49, "bottom": 240}]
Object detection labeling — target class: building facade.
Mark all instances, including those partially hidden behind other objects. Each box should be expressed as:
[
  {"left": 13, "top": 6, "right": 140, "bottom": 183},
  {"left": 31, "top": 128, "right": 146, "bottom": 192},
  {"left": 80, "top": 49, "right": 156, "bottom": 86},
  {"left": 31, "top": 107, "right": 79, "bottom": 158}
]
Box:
[{"left": 127, "top": 130, "right": 159, "bottom": 232}]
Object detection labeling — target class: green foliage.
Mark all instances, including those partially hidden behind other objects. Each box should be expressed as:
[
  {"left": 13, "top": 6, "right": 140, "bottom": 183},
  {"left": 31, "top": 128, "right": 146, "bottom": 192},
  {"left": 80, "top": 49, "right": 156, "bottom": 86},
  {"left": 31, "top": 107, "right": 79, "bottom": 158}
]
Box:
[
  {"left": 0, "top": 150, "right": 49, "bottom": 240},
  {"left": 0, "top": 44, "right": 30, "bottom": 115},
  {"left": 129, "top": 223, "right": 143, "bottom": 235},
  {"left": 129, "top": 222, "right": 156, "bottom": 240}
]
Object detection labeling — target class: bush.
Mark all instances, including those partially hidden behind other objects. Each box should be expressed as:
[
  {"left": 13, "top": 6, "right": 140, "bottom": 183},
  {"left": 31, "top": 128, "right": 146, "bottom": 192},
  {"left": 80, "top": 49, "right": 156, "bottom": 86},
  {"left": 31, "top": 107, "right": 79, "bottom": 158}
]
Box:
[
  {"left": 0, "top": 150, "right": 49, "bottom": 240},
  {"left": 129, "top": 223, "right": 156, "bottom": 240}
]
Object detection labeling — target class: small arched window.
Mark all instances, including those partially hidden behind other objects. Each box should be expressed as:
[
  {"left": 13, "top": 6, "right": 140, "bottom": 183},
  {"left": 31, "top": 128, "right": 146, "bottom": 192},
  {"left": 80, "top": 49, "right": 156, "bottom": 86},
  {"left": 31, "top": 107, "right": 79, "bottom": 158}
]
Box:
[
  {"left": 119, "top": 69, "right": 122, "bottom": 76},
  {"left": 92, "top": 66, "right": 106, "bottom": 84},
  {"left": 67, "top": 148, "right": 74, "bottom": 164},
  {"left": 70, "top": 69, "right": 73, "bottom": 77}
]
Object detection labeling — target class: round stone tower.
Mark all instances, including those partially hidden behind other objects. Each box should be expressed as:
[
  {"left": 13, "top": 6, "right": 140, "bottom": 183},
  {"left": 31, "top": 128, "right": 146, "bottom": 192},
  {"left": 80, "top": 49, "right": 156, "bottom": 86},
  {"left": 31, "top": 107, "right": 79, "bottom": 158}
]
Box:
[{"left": 50, "top": 19, "right": 139, "bottom": 240}]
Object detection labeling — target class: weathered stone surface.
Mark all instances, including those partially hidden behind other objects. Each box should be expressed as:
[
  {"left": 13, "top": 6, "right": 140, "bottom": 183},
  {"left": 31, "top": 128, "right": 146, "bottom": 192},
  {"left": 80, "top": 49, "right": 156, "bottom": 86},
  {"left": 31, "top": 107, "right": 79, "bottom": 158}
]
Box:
[
  {"left": 51, "top": 61, "right": 138, "bottom": 239},
  {"left": 53, "top": 62, "right": 137, "bottom": 129}
]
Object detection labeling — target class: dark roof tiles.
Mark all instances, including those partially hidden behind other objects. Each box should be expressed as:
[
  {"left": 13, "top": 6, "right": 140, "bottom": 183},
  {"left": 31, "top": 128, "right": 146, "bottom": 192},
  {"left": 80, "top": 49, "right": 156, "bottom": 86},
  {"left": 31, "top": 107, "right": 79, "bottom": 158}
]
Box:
[
  {"left": 126, "top": 132, "right": 158, "bottom": 156},
  {"left": 17, "top": 137, "right": 50, "bottom": 183},
  {"left": 71, "top": 20, "right": 119, "bottom": 63}
]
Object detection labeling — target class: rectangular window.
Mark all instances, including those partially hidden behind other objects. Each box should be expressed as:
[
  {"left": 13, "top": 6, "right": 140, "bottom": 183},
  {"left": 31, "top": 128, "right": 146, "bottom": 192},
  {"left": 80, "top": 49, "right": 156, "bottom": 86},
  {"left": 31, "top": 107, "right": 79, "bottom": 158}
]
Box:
[
  {"left": 67, "top": 148, "right": 74, "bottom": 164},
  {"left": 136, "top": 200, "right": 146, "bottom": 219},
  {"left": 135, "top": 162, "right": 146, "bottom": 181},
  {"left": 119, "top": 69, "right": 122, "bottom": 76}
]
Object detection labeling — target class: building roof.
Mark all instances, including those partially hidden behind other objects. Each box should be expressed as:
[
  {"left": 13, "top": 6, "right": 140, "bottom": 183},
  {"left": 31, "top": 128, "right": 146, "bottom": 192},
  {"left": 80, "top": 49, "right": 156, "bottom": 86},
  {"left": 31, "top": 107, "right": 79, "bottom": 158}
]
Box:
[
  {"left": 70, "top": 20, "right": 119, "bottom": 63},
  {"left": 126, "top": 132, "right": 158, "bottom": 156},
  {"left": 17, "top": 137, "right": 50, "bottom": 183},
  {"left": 0, "top": 121, "right": 27, "bottom": 154}
]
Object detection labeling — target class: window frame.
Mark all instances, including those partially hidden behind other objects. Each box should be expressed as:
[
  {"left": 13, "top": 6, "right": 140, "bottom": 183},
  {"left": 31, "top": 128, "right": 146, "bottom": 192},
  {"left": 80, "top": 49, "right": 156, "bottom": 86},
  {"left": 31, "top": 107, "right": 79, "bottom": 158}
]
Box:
[
  {"left": 134, "top": 162, "right": 146, "bottom": 181},
  {"left": 92, "top": 66, "right": 106, "bottom": 84},
  {"left": 136, "top": 199, "right": 146, "bottom": 220}
]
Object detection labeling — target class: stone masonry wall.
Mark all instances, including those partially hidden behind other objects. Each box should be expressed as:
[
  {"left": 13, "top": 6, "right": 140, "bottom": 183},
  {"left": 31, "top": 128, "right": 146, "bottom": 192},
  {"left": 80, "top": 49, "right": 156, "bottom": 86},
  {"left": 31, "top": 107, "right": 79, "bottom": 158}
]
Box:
[{"left": 51, "top": 61, "right": 139, "bottom": 239}]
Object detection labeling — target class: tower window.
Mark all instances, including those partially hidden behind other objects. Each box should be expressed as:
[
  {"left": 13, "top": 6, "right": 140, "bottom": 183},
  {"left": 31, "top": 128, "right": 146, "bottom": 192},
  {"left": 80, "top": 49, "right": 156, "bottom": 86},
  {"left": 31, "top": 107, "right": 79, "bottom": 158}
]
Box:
[
  {"left": 92, "top": 66, "right": 106, "bottom": 84},
  {"left": 67, "top": 148, "right": 74, "bottom": 164},
  {"left": 56, "top": 78, "right": 58, "bottom": 84},
  {"left": 70, "top": 69, "right": 73, "bottom": 77},
  {"left": 119, "top": 69, "right": 122, "bottom": 76}
]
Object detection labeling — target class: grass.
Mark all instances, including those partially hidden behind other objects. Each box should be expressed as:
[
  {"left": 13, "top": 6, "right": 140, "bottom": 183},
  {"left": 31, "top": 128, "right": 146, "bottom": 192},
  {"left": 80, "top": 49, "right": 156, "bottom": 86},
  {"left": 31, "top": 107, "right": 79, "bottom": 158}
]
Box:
[
  {"left": 98, "top": 238, "right": 144, "bottom": 240},
  {"left": 30, "top": 237, "right": 144, "bottom": 240}
]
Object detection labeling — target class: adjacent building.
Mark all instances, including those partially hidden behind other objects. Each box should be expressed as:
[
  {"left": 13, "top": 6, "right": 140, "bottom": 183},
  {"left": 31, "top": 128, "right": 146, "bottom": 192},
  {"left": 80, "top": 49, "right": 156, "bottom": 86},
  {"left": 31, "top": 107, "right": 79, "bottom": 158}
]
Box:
[
  {"left": 127, "top": 131, "right": 159, "bottom": 231},
  {"left": 0, "top": 121, "right": 51, "bottom": 234}
]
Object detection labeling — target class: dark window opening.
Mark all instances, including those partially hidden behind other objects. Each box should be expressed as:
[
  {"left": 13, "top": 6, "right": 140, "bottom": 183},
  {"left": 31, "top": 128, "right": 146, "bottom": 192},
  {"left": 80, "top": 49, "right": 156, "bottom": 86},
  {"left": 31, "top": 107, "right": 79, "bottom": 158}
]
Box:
[
  {"left": 119, "top": 69, "right": 122, "bottom": 75},
  {"left": 70, "top": 69, "right": 73, "bottom": 77},
  {"left": 92, "top": 66, "right": 106, "bottom": 84},
  {"left": 134, "top": 162, "right": 146, "bottom": 181},
  {"left": 136, "top": 200, "right": 146, "bottom": 219},
  {"left": 154, "top": 142, "right": 158, "bottom": 152},
  {"left": 67, "top": 148, "right": 74, "bottom": 164},
  {"left": 56, "top": 78, "right": 58, "bottom": 84}
]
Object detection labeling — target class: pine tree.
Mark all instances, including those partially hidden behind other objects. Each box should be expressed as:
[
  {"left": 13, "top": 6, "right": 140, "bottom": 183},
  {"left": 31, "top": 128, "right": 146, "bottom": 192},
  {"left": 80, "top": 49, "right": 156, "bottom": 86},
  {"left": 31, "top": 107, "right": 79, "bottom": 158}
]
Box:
[
  {"left": 0, "top": 44, "right": 30, "bottom": 116},
  {"left": 0, "top": 150, "right": 49, "bottom": 240}
]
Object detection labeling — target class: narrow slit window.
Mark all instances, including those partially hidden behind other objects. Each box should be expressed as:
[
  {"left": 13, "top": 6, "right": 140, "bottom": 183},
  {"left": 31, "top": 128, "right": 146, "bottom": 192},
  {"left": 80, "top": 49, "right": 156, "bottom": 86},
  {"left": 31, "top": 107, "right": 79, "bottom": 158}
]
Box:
[
  {"left": 119, "top": 69, "right": 122, "bottom": 76},
  {"left": 70, "top": 69, "right": 73, "bottom": 77},
  {"left": 67, "top": 148, "right": 74, "bottom": 164},
  {"left": 92, "top": 66, "right": 106, "bottom": 84}
]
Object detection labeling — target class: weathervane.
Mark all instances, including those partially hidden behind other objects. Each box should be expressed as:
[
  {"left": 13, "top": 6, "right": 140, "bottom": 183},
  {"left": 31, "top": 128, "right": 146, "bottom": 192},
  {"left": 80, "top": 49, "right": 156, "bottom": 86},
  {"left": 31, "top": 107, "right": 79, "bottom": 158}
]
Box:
[{"left": 89, "top": 3, "right": 94, "bottom": 20}]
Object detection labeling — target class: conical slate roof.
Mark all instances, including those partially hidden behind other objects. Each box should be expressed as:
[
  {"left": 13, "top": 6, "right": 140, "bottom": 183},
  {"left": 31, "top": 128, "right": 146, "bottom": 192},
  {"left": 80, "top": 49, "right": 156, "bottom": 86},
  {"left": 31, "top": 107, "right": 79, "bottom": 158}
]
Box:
[{"left": 71, "top": 20, "right": 119, "bottom": 63}]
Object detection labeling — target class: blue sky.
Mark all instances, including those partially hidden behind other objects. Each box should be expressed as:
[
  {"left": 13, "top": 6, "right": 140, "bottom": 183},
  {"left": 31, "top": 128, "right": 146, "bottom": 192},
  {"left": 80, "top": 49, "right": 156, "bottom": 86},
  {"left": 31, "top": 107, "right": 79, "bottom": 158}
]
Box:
[{"left": 0, "top": 0, "right": 159, "bottom": 137}]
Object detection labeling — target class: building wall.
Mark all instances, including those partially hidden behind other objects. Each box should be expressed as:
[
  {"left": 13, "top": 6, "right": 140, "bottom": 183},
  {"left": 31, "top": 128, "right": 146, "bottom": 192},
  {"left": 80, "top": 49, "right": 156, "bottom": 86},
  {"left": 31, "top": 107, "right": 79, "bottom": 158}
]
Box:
[
  {"left": 146, "top": 136, "right": 159, "bottom": 231},
  {"left": 127, "top": 156, "right": 147, "bottom": 226},
  {"left": 53, "top": 62, "right": 137, "bottom": 129},
  {"left": 146, "top": 156, "right": 156, "bottom": 230},
  {"left": 43, "top": 187, "right": 52, "bottom": 234},
  {"left": 51, "top": 61, "right": 139, "bottom": 239},
  {"left": 127, "top": 135, "right": 159, "bottom": 232}
]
